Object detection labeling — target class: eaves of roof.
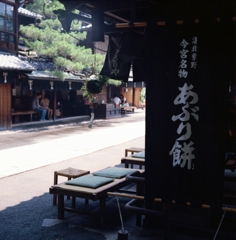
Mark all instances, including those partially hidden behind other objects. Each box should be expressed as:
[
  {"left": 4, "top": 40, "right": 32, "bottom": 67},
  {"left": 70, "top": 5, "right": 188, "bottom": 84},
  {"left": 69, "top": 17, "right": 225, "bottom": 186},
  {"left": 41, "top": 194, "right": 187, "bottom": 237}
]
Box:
[
  {"left": 26, "top": 71, "right": 86, "bottom": 82},
  {"left": 0, "top": 53, "right": 36, "bottom": 71}
]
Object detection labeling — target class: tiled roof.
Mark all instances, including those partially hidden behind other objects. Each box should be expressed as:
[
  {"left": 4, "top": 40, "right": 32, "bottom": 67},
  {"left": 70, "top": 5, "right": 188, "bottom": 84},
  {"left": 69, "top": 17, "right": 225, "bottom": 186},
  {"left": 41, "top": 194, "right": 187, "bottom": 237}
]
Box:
[
  {"left": 18, "top": 45, "right": 32, "bottom": 52},
  {"left": 28, "top": 60, "right": 58, "bottom": 71},
  {"left": 19, "top": 56, "right": 88, "bottom": 79},
  {"left": 26, "top": 71, "right": 85, "bottom": 82},
  {"left": 18, "top": 7, "right": 43, "bottom": 19},
  {"left": 26, "top": 71, "right": 58, "bottom": 80},
  {"left": 0, "top": 53, "right": 35, "bottom": 71},
  {"left": 19, "top": 56, "right": 58, "bottom": 71}
]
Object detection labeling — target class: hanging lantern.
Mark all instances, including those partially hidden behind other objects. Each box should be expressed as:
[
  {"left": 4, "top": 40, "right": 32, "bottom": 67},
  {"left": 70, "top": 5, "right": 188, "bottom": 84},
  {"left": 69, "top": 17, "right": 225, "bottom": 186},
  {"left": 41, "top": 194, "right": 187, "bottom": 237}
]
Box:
[
  {"left": 3, "top": 72, "right": 8, "bottom": 83},
  {"left": 50, "top": 81, "right": 54, "bottom": 90},
  {"left": 28, "top": 80, "right": 33, "bottom": 90},
  {"left": 68, "top": 81, "right": 72, "bottom": 90},
  {"left": 125, "top": 83, "right": 129, "bottom": 92}
]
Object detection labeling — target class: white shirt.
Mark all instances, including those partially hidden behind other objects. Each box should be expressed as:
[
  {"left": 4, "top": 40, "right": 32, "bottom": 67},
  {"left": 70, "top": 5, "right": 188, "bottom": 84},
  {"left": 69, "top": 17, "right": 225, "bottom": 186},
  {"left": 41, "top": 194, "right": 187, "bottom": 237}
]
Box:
[{"left": 113, "top": 97, "right": 121, "bottom": 104}]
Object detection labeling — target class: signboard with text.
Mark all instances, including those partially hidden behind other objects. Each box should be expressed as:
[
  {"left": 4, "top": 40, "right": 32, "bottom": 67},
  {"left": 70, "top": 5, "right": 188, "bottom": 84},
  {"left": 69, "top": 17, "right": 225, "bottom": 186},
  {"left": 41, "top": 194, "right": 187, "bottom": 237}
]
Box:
[{"left": 144, "top": 22, "right": 232, "bottom": 206}]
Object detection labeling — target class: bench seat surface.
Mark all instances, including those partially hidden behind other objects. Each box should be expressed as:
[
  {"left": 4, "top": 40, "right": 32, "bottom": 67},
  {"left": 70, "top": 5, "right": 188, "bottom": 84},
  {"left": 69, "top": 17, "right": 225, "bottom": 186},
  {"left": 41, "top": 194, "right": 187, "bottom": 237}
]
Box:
[{"left": 12, "top": 111, "right": 37, "bottom": 115}]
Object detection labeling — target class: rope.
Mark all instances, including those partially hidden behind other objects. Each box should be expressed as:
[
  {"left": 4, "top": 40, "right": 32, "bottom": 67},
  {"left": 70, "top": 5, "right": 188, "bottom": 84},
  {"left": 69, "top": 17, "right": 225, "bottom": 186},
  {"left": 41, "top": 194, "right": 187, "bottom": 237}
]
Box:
[
  {"left": 116, "top": 193, "right": 125, "bottom": 233},
  {"left": 213, "top": 206, "right": 227, "bottom": 240}
]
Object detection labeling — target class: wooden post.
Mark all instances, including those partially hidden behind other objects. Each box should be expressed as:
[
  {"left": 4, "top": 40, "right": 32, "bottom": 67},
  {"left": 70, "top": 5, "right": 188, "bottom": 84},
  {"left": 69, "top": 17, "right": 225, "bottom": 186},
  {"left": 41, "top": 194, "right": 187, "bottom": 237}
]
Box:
[
  {"left": 0, "top": 84, "right": 11, "bottom": 129},
  {"left": 53, "top": 89, "right": 56, "bottom": 121}
]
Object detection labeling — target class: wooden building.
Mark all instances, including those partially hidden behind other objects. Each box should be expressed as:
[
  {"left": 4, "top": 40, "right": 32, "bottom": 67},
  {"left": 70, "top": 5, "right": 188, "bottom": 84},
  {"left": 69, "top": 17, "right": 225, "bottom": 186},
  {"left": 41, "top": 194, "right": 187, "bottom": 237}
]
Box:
[
  {"left": 0, "top": 0, "right": 36, "bottom": 130},
  {"left": 0, "top": 2, "right": 94, "bottom": 128}
]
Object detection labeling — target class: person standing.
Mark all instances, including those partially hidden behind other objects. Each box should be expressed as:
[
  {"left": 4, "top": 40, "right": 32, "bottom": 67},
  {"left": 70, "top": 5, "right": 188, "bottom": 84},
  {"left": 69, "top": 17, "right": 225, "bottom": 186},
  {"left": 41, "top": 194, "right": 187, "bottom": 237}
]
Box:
[
  {"left": 84, "top": 96, "right": 91, "bottom": 115},
  {"left": 88, "top": 102, "right": 95, "bottom": 128},
  {"left": 32, "top": 93, "right": 47, "bottom": 121}
]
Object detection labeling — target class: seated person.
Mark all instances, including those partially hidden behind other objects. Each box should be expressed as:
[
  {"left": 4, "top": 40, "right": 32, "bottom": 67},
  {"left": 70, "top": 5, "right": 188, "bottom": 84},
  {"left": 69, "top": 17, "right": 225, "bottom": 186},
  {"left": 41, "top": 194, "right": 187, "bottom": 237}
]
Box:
[
  {"left": 121, "top": 101, "right": 129, "bottom": 107},
  {"left": 32, "top": 93, "right": 47, "bottom": 121},
  {"left": 113, "top": 94, "right": 121, "bottom": 107},
  {"left": 40, "top": 95, "right": 53, "bottom": 120},
  {"left": 120, "top": 94, "right": 126, "bottom": 105}
]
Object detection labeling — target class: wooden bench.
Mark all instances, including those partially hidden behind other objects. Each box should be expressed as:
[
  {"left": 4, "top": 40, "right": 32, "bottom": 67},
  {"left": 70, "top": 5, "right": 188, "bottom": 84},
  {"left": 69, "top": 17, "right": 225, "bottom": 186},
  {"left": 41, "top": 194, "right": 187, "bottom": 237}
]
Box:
[
  {"left": 12, "top": 111, "right": 38, "bottom": 122},
  {"left": 123, "top": 147, "right": 145, "bottom": 168},
  {"left": 121, "top": 106, "right": 136, "bottom": 114},
  {"left": 225, "top": 159, "right": 236, "bottom": 172},
  {"left": 125, "top": 147, "right": 145, "bottom": 157},
  {"left": 49, "top": 167, "right": 143, "bottom": 226},
  {"left": 53, "top": 168, "right": 90, "bottom": 206},
  {"left": 121, "top": 156, "right": 145, "bottom": 169}
]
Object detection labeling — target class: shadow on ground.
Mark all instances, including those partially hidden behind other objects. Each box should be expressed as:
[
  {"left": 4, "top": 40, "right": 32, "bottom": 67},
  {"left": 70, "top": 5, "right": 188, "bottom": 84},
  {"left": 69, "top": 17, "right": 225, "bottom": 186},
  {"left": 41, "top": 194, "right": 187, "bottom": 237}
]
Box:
[
  {"left": 0, "top": 190, "right": 163, "bottom": 240},
  {"left": 1, "top": 187, "right": 236, "bottom": 240}
]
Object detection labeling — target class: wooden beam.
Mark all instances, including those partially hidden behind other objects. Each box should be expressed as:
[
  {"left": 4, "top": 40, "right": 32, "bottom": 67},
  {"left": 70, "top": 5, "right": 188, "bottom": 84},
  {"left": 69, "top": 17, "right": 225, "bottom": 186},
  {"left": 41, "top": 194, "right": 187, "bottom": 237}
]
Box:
[
  {"left": 107, "top": 192, "right": 236, "bottom": 213},
  {"left": 114, "top": 17, "right": 236, "bottom": 29}
]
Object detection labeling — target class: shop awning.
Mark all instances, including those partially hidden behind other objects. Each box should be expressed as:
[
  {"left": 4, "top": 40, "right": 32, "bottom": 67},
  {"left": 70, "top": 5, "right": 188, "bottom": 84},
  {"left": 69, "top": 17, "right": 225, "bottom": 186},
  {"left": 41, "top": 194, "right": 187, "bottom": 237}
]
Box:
[
  {"left": 26, "top": 71, "right": 86, "bottom": 82},
  {"left": 21, "top": 71, "right": 85, "bottom": 91}
]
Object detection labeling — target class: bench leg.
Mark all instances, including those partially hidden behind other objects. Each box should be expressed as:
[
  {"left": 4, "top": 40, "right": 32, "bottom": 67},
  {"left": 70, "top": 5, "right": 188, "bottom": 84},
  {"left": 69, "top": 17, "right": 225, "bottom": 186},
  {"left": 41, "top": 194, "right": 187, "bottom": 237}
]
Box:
[
  {"left": 58, "top": 194, "right": 65, "bottom": 219},
  {"left": 136, "top": 183, "right": 144, "bottom": 226},
  {"left": 72, "top": 197, "right": 76, "bottom": 208},
  {"left": 67, "top": 177, "right": 71, "bottom": 200},
  {"left": 99, "top": 197, "right": 106, "bottom": 226},
  {"left": 130, "top": 151, "right": 134, "bottom": 168},
  {"left": 53, "top": 172, "right": 58, "bottom": 205}
]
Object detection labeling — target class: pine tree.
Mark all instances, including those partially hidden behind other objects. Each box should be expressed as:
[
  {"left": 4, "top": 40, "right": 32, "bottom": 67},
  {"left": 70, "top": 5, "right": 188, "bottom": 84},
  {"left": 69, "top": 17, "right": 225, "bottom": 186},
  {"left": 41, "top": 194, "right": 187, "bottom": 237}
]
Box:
[
  {"left": 20, "top": 0, "right": 105, "bottom": 77},
  {"left": 20, "top": 0, "right": 122, "bottom": 98}
]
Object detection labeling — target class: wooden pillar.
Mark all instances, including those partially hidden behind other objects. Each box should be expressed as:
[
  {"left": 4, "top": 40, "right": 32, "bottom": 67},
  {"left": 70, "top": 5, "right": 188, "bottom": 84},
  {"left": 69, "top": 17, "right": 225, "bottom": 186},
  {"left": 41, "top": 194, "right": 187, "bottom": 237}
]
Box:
[
  {"left": 53, "top": 89, "right": 57, "bottom": 121},
  {"left": 0, "top": 84, "right": 12, "bottom": 129}
]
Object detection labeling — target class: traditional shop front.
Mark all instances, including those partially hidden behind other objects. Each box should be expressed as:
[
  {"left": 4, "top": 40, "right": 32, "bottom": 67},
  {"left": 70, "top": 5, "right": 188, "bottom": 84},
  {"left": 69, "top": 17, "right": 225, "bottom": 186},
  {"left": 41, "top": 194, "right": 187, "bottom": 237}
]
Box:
[
  {"left": 11, "top": 71, "right": 87, "bottom": 124},
  {"left": 108, "top": 81, "right": 146, "bottom": 108},
  {"left": 11, "top": 69, "right": 121, "bottom": 125},
  {"left": 0, "top": 54, "right": 35, "bottom": 130}
]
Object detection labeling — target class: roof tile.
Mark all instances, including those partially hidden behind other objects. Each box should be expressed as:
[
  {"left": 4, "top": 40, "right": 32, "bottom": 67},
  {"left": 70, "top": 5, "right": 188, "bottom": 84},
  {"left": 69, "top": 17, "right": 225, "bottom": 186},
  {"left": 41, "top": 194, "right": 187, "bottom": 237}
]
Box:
[
  {"left": 18, "top": 7, "right": 42, "bottom": 19},
  {"left": 0, "top": 53, "right": 35, "bottom": 71}
]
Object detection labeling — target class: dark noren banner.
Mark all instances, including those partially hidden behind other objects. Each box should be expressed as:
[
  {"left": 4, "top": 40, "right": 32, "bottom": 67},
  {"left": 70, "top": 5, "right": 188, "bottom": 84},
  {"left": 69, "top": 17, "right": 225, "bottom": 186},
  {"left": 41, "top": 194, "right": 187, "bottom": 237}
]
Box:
[
  {"left": 144, "top": 21, "right": 233, "bottom": 206},
  {"left": 100, "top": 32, "right": 144, "bottom": 82}
]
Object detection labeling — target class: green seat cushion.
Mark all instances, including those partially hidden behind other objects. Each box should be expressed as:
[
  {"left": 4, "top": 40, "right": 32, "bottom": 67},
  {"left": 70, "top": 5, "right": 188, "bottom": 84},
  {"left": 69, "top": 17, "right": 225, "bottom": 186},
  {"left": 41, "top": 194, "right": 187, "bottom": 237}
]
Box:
[
  {"left": 132, "top": 151, "right": 145, "bottom": 158},
  {"left": 65, "top": 175, "right": 113, "bottom": 188},
  {"left": 93, "top": 167, "right": 135, "bottom": 179}
]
